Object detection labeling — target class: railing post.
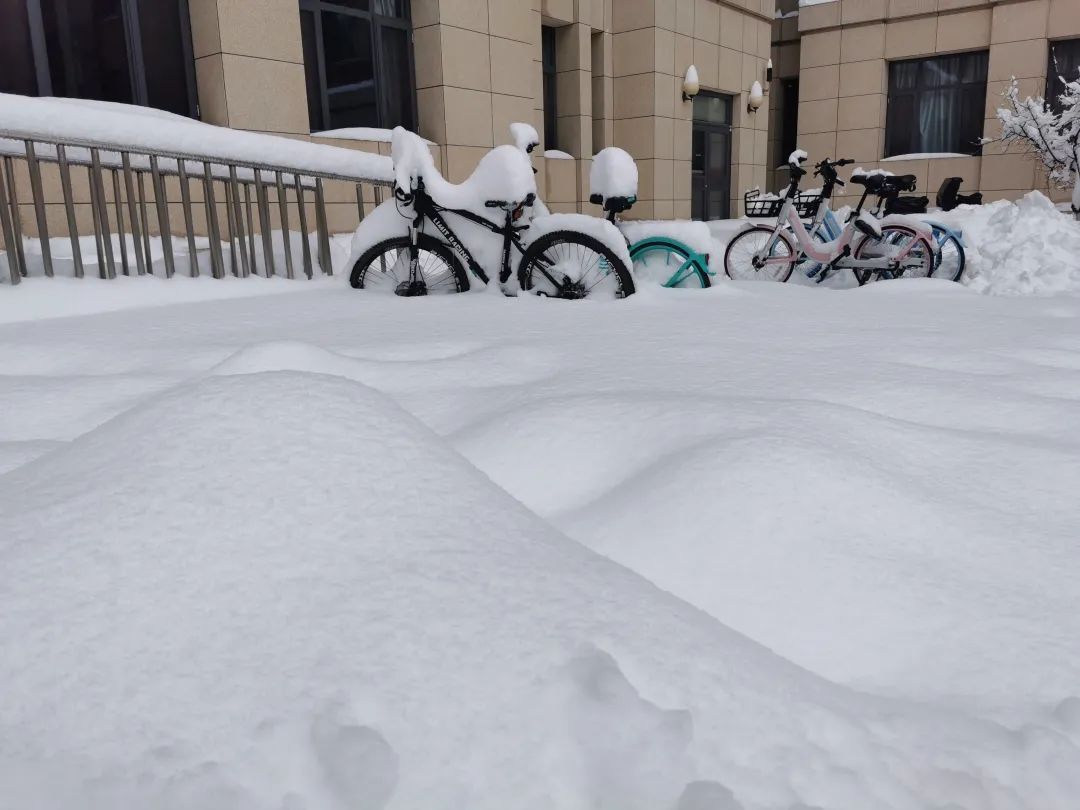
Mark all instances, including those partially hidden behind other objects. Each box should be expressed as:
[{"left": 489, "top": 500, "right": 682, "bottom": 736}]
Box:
[
  {"left": 24, "top": 140, "right": 53, "bottom": 277},
  {"left": 137, "top": 171, "right": 153, "bottom": 273},
  {"left": 275, "top": 172, "right": 295, "bottom": 280},
  {"left": 4, "top": 159, "right": 26, "bottom": 278},
  {"left": 89, "top": 148, "right": 117, "bottom": 279},
  {"left": 176, "top": 160, "right": 199, "bottom": 277},
  {"left": 149, "top": 156, "right": 175, "bottom": 278},
  {"left": 56, "top": 144, "right": 84, "bottom": 279},
  {"left": 356, "top": 183, "right": 366, "bottom": 223},
  {"left": 223, "top": 178, "right": 239, "bottom": 277},
  {"left": 201, "top": 163, "right": 225, "bottom": 279},
  {"left": 243, "top": 183, "right": 257, "bottom": 273},
  {"left": 0, "top": 160, "right": 20, "bottom": 285},
  {"left": 111, "top": 170, "right": 130, "bottom": 275},
  {"left": 254, "top": 170, "right": 276, "bottom": 277},
  {"left": 293, "top": 175, "right": 313, "bottom": 280},
  {"left": 87, "top": 166, "right": 107, "bottom": 279},
  {"left": 227, "top": 167, "right": 250, "bottom": 278},
  {"left": 121, "top": 155, "right": 146, "bottom": 276},
  {"left": 314, "top": 177, "right": 332, "bottom": 275}
]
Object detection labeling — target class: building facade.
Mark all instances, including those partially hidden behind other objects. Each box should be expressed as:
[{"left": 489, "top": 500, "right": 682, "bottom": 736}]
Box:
[
  {"left": 1, "top": 0, "right": 775, "bottom": 223},
  {"left": 3, "top": 0, "right": 1075, "bottom": 228},
  {"left": 769, "top": 0, "right": 1080, "bottom": 208}
]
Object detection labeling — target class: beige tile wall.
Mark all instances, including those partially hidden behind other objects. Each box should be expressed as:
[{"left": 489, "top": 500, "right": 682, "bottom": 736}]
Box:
[
  {"left": 782, "top": 0, "right": 1080, "bottom": 207},
  {"left": 188, "top": 0, "right": 310, "bottom": 135},
  {"left": 612, "top": 0, "right": 774, "bottom": 219}
]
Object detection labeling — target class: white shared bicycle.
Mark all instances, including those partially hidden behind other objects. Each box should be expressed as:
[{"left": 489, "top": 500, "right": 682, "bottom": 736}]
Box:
[{"left": 724, "top": 151, "right": 937, "bottom": 284}]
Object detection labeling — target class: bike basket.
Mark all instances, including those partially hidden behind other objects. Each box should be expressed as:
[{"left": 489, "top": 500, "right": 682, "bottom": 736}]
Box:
[
  {"left": 794, "top": 192, "right": 823, "bottom": 218},
  {"left": 743, "top": 190, "right": 785, "bottom": 217}
]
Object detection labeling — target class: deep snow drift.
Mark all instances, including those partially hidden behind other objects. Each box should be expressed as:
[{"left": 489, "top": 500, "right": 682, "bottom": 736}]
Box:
[
  {"left": 2, "top": 274, "right": 1080, "bottom": 809},
  {"left": 2, "top": 368, "right": 1079, "bottom": 810}
]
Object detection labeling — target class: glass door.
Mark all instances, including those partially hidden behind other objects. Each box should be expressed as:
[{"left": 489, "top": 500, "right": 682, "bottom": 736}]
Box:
[{"left": 691, "top": 92, "right": 733, "bottom": 220}]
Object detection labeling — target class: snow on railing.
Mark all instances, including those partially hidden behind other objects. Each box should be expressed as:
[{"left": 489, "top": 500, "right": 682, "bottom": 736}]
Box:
[{"left": 0, "top": 94, "right": 394, "bottom": 285}]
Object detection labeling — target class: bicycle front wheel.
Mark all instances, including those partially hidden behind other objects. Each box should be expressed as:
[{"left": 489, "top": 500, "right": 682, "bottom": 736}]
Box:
[
  {"left": 518, "top": 230, "right": 635, "bottom": 299},
  {"left": 350, "top": 234, "right": 469, "bottom": 295},
  {"left": 852, "top": 226, "right": 935, "bottom": 286},
  {"left": 629, "top": 237, "right": 711, "bottom": 288},
  {"left": 724, "top": 225, "right": 797, "bottom": 282}
]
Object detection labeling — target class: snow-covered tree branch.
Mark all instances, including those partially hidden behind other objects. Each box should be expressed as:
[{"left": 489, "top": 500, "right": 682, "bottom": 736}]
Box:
[{"left": 996, "top": 74, "right": 1080, "bottom": 217}]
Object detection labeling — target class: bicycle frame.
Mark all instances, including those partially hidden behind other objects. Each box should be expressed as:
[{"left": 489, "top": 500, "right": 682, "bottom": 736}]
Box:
[
  {"left": 406, "top": 186, "right": 527, "bottom": 286},
  {"left": 757, "top": 197, "right": 901, "bottom": 271},
  {"left": 816, "top": 202, "right": 965, "bottom": 251}
]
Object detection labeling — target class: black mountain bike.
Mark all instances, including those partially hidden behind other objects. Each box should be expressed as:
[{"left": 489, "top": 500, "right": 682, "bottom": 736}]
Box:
[{"left": 349, "top": 176, "right": 635, "bottom": 299}]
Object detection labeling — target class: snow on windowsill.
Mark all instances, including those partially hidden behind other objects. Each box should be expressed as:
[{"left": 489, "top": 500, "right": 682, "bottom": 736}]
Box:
[
  {"left": 543, "top": 149, "right": 574, "bottom": 160},
  {"left": 314, "top": 127, "right": 434, "bottom": 145},
  {"left": 881, "top": 153, "right": 973, "bottom": 161}
]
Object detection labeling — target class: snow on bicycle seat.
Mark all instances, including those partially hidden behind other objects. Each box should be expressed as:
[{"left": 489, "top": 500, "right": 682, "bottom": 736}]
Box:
[
  {"left": 390, "top": 127, "right": 536, "bottom": 215},
  {"left": 589, "top": 147, "right": 639, "bottom": 212}
]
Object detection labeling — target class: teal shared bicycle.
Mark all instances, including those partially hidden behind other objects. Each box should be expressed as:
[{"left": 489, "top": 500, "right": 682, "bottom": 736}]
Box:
[{"left": 589, "top": 192, "right": 714, "bottom": 288}]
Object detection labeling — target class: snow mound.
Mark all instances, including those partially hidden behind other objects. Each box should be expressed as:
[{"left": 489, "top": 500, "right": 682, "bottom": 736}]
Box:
[
  {"left": 947, "top": 192, "right": 1080, "bottom": 296},
  {"left": 3, "top": 372, "right": 1079, "bottom": 808},
  {"left": 454, "top": 391, "right": 1080, "bottom": 713}
]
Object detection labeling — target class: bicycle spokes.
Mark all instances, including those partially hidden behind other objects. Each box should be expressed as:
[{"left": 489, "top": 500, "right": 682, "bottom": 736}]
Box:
[{"left": 361, "top": 246, "right": 461, "bottom": 295}]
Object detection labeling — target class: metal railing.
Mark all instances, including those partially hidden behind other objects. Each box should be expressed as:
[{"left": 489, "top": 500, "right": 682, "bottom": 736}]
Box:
[{"left": 0, "top": 129, "right": 391, "bottom": 286}]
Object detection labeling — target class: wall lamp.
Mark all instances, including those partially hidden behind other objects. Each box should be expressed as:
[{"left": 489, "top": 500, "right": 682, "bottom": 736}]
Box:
[
  {"left": 747, "top": 80, "right": 764, "bottom": 113},
  {"left": 682, "top": 65, "right": 700, "bottom": 102}
]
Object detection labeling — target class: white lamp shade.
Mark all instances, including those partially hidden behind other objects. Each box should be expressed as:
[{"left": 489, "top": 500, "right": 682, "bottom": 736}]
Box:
[
  {"left": 748, "top": 80, "right": 764, "bottom": 110},
  {"left": 683, "top": 65, "right": 700, "bottom": 99}
]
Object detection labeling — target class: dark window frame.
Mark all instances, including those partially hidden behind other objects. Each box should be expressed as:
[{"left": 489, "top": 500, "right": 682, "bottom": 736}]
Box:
[
  {"left": 11, "top": 0, "right": 198, "bottom": 118},
  {"left": 779, "top": 77, "right": 799, "bottom": 166},
  {"left": 300, "top": 0, "right": 417, "bottom": 133},
  {"left": 1047, "top": 38, "right": 1080, "bottom": 113},
  {"left": 542, "top": 25, "right": 558, "bottom": 151},
  {"left": 885, "top": 50, "right": 989, "bottom": 158}
]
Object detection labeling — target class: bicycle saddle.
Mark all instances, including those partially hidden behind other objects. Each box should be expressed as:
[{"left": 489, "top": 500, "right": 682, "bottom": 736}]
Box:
[
  {"left": 851, "top": 172, "right": 917, "bottom": 193},
  {"left": 589, "top": 193, "right": 636, "bottom": 214},
  {"left": 850, "top": 172, "right": 887, "bottom": 189}
]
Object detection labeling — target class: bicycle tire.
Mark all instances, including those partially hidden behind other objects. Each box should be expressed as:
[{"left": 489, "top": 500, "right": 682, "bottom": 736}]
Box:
[
  {"left": 629, "top": 236, "right": 711, "bottom": 288},
  {"left": 723, "top": 225, "right": 797, "bottom": 282},
  {"left": 518, "top": 230, "right": 635, "bottom": 299},
  {"left": 852, "top": 226, "right": 934, "bottom": 286},
  {"left": 931, "top": 230, "right": 966, "bottom": 283},
  {"left": 350, "top": 234, "right": 469, "bottom": 295}
]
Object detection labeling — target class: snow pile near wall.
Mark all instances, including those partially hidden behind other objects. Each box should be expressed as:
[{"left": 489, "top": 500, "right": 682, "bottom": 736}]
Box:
[
  {"left": 943, "top": 192, "right": 1080, "bottom": 295},
  {"left": 2, "top": 366, "right": 1078, "bottom": 809}
]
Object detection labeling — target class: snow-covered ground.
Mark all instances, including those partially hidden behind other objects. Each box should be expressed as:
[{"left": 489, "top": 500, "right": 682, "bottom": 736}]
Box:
[{"left": 2, "top": 263, "right": 1080, "bottom": 809}]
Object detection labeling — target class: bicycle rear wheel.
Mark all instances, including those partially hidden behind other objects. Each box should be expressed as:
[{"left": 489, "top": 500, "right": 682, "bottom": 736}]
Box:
[
  {"left": 852, "top": 226, "right": 934, "bottom": 286},
  {"left": 629, "top": 237, "right": 711, "bottom": 288},
  {"left": 518, "top": 230, "right": 635, "bottom": 299},
  {"left": 930, "top": 230, "right": 965, "bottom": 282}
]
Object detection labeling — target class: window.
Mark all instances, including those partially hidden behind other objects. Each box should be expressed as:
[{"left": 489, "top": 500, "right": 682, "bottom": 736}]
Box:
[
  {"left": 542, "top": 26, "right": 558, "bottom": 150},
  {"left": 1048, "top": 39, "right": 1080, "bottom": 113},
  {"left": 0, "top": 0, "right": 197, "bottom": 116},
  {"left": 300, "top": 0, "right": 416, "bottom": 133},
  {"left": 779, "top": 78, "right": 799, "bottom": 165},
  {"left": 885, "top": 51, "right": 988, "bottom": 157}
]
